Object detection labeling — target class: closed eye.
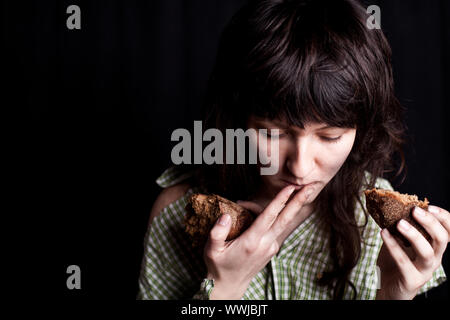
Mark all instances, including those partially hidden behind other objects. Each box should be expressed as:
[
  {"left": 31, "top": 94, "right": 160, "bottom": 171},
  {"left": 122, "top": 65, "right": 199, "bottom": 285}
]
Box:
[
  {"left": 320, "top": 136, "right": 342, "bottom": 143},
  {"left": 261, "top": 129, "right": 287, "bottom": 138}
]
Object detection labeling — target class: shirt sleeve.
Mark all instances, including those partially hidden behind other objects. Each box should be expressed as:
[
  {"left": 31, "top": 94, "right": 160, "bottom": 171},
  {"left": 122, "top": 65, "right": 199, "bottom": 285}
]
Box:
[
  {"left": 137, "top": 198, "right": 207, "bottom": 299},
  {"left": 156, "top": 166, "right": 194, "bottom": 188},
  {"left": 417, "top": 265, "right": 447, "bottom": 296},
  {"left": 192, "top": 279, "right": 215, "bottom": 300}
]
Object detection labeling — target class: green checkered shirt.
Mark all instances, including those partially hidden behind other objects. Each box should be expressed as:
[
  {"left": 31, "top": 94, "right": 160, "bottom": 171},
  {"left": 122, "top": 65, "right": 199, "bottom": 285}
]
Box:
[{"left": 138, "top": 166, "right": 447, "bottom": 300}]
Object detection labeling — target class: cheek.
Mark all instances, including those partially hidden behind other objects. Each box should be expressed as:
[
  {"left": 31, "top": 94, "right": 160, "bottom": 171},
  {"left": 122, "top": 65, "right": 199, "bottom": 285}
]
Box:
[{"left": 318, "top": 138, "right": 355, "bottom": 175}]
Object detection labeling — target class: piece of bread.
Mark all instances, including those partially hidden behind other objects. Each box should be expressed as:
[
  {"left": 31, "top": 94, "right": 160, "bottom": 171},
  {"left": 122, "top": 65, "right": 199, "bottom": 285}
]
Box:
[
  {"left": 185, "top": 194, "right": 255, "bottom": 247},
  {"left": 364, "top": 188, "right": 431, "bottom": 246}
]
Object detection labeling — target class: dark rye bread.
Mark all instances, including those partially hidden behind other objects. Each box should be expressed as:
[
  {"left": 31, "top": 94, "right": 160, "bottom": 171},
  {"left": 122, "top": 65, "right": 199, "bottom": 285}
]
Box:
[
  {"left": 185, "top": 194, "right": 255, "bottom": 247},
  {"left": 364, "top": 188, "right": 431, "bottom": 246}
]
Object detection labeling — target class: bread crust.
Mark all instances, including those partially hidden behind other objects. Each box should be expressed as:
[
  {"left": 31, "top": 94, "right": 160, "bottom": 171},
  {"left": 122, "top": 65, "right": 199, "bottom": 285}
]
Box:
[
  {"left": 364, "top": 188, "right": 431, "bottom": 246},
  {"left": 184, "top": 194, "right": 255, "bottom": 247}
]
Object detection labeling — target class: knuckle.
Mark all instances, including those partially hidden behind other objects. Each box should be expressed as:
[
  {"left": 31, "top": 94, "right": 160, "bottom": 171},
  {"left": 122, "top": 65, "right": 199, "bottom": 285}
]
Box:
[
  {"left": 435, "top": 230, "right": 448, "bottom": 244},
  {"left": 396, "top": 254, "right": 409, "bottom": 267},
  {"left": 246, "top": 232, "right": 258, "bottom": 245},
  {"left": 408, "top": 228, "right": 421, "bottom": 242},
  {"left": 278, "top": 216, "right": 290, "bottom": 229},
  {"left": 279, "top": 214, "right": 294, "bottom": 230},
  {"left": 243, "top": 239, "right": 259, "bottom": 255},
  {"left": 269, "top": 242, "right": 279, "bottom": 256},
  {"left": 422, "top": 249, "right": 435, "bottom": 262},
  {"left": 422, "top": 255, "right": 435, "bottom": 269},
  {"left": 429, "top": 215, "right": 440, "bottom": 227},
  {"left": 292, "top": 195, "right": 305, "bottom": 207},
  {"left": 260, "top": 236, "right": 274, "bottom": 249},
  {"left": 260, "top": 208, "right": 277, "bottom": 224}
]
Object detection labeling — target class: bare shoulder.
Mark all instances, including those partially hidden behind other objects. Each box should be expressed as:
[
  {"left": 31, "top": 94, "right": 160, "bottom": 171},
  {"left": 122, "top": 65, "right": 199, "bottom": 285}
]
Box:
[{"left": 149, "top": 183, "right": 191, "bottom": 224}]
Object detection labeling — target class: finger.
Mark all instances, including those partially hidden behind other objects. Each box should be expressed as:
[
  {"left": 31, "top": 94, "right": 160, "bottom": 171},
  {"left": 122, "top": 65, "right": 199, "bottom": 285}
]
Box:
[
  {"left": 396, "top": 219, "right": 435, "bottom": 271},
  {"left": 381, "top": 229, "right": 421, "bottom": 282},
  {"left": 428, "top": 206, "right": 450, "bottom": 242},
  {"left": 413, "top": 207, "right": 449, "bottom": 255},
  {"left": 205, "top": 214, "right": 232, "bottom": 254},
  {"left": 236, "top": 200, "right": 264, "bottom": 215},
  {"left": 270, "top": 185, "right": 315, "bottom": 239},
  {"left": 250, "top": 185, "right": 296, "bottom": 234}
]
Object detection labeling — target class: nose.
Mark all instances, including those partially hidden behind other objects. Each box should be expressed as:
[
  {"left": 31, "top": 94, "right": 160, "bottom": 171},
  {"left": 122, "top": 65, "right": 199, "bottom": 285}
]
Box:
[{"left": 286, "top": 137, "right": 315, "bottom": 181}]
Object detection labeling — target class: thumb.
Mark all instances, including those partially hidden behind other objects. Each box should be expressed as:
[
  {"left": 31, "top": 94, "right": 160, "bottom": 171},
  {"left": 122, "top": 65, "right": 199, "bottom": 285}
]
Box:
[
  {"left": 206, "top": 214, "right": 232, "bottom": 253},
  {"left": 237, "top": 200, "right": 264, "bottom": 215}
]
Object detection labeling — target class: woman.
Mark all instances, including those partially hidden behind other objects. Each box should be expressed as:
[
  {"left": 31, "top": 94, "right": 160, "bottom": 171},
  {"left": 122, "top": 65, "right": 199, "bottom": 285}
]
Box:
[{"left": 138, "top": 0, "right": 448, "bottom": 299}]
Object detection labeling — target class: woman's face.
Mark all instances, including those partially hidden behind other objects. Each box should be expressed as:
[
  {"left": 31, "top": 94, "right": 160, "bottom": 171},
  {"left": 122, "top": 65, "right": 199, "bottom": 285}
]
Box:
[{"left": 247, "top": 116, "right": 357, "bottom": 204}]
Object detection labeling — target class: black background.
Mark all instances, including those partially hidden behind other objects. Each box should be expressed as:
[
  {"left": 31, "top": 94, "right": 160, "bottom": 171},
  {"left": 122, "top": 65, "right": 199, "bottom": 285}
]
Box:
[{"left": 3, "top": 0, "right": 449, "bottom": 299}]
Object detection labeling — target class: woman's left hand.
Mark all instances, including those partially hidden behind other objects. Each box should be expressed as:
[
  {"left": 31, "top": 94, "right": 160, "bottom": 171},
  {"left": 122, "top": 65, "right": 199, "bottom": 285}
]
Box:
[{"left": 376, "top": 205, "right": 450, "bottom": 300}]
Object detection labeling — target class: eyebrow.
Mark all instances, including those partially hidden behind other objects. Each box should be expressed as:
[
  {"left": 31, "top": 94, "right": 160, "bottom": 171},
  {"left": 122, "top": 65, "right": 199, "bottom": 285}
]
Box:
[{"left": 253, "top": 119, "right": 289, "bottom": 128}]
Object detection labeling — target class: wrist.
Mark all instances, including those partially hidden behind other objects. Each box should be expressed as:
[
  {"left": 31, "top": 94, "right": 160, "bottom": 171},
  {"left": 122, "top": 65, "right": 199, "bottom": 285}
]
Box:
[
  {"left": 209, "top": 278, "right": 249, "bottom": 300},
  {"left": 376, "top": 287, "right": 417, "bottom": 300}
]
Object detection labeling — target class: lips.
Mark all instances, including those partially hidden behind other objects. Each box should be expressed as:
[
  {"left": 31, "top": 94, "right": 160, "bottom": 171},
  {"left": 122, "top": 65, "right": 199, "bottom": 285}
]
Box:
[{"left": 281, "top": 179, "right": 313, "bottom": 189}]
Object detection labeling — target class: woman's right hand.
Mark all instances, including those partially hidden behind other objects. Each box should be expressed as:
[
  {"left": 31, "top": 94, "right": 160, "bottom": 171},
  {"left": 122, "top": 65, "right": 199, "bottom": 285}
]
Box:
[{"left": 203, "top": 184, "right": 315, "bottom": 300}]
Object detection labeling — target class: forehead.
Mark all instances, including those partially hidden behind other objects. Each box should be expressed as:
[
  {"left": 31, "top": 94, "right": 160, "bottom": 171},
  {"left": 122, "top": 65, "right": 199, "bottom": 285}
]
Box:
[{"left": 249, "top": 116, "right": 335, "bottom": 130}]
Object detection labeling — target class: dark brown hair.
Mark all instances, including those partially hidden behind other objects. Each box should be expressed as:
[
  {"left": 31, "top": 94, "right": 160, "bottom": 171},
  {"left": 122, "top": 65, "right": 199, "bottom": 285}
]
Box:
[{"left": 190, "top": 0, "right": 406, "bottom": 299}]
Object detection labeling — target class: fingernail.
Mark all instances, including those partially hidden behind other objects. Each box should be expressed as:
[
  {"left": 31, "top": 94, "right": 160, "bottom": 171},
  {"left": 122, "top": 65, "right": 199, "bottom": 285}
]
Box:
[
  {"left": 415, "top": 207, "right": 426, "bottom": 216},
  {"left": 399, "top": 219, "right": 410, "bottom": 231},
  {"left": 428, "top": 206, "right": 439, "bottom": 214},
  {"left": 218, "top": 214, "right": 230, "bottom": 226},
  {"left": 382, "top": 229, "right": 390, "bottom": 238}
]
